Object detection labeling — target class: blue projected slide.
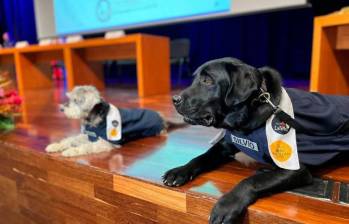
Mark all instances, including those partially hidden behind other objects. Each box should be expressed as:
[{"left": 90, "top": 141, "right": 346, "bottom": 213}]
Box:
[{"left": 53, "top": 0, "right": 232, "bottom": 35}]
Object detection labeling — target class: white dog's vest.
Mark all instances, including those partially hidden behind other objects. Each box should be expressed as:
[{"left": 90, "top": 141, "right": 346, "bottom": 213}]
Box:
[
  {"left": 106, "top": 104, "right": 122, "bottom": 141},
  {"left": 83, "top": 105, "right": 165, "bottom": 144}
]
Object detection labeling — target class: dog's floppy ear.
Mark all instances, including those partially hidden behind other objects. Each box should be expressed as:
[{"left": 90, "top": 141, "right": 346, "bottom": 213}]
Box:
[
  {"left": 86, "top": 101, "right": 110, "bottom": 126},
  {"left": 224, "top": 62, "right": 260, "bottom": 108},
  {"left": 257, "top": 66, "right": 282, "bottom": 90},
  {"left": 257, "top": 66, "right": 283, "bottom": 103}
]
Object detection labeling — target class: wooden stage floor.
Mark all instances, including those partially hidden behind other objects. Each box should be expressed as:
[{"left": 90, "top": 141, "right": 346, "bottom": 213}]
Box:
[{"left": 0, "top": 87, "right": 349, "bottom": 224}]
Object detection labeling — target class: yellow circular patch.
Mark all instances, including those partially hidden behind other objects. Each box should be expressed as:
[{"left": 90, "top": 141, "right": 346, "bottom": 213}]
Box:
[
  {"left": 270, "top": 140, "right": 292, "bottom": 162},
  {"left": 110, "top": 128, "right": 118, "bottom": 137}
]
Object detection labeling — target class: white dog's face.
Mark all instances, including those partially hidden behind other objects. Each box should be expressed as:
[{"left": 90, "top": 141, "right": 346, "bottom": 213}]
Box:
[{"left": 60, "top": 86, "right": 101, "bottom": 119}]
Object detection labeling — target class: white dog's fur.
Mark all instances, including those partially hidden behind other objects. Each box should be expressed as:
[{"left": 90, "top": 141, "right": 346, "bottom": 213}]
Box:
[{"left": 45, "top": 86, "right": 117, "bottom": 157}]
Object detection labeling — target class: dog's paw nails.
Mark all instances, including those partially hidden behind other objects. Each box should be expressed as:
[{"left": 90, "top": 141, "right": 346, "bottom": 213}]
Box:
[
  {"left": 162, "top": 165, "right": 196, "bottom": 187},
  {"left": 174, "top": 180, "right": 182, "bottom": 187},
  {"left": 164, "top": 180, "right": 173, "bottom": 187}
]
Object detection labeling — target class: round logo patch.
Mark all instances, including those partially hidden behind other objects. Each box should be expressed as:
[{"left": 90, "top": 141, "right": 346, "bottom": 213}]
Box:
[
  {"left": 270, "top": 140, "right": 292, "bottom": 162},
  {"left": 110, "top": 128, "right": 118, "bottom": 137},
  {"left": 112, "top": 120, "right": 119, "bottom": 127},
  {"left": 271, "top": 117, "right": 290, "bottom": 135}
]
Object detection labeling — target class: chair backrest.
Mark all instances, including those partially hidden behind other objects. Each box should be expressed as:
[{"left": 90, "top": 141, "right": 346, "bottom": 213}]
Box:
[{"left": 170, "top": 38, "right": 190, "bottom": 59}]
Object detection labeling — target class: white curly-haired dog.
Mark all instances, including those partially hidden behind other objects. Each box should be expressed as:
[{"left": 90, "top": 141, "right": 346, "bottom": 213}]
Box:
[{"left": 45, "top": 85, "right": 176, "bottom": 157}]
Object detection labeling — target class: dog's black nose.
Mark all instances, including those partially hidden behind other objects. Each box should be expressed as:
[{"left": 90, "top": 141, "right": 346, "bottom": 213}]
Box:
[
  {"left": 59, "top": 104, "right": 64, "bottom": 112},
  {"left": 172, "top": 95, "right": 182, "bottom": 105}
]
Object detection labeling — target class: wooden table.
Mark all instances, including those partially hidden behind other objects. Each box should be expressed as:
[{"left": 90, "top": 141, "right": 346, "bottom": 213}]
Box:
[
  {"left": 310, "top": 12, "right": 349, "bottom": 94},
  {"left": 0, "top": 34, "right": 170, "bottom": 97}
]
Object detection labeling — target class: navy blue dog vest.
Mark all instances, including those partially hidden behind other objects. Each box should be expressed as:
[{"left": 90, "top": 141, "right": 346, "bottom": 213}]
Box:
[
  {"left": 83, "top": 108, "right": 164, "bottom": 144},
  {"left": 224, "top": 88, "right": 349, "bottom": 166}
]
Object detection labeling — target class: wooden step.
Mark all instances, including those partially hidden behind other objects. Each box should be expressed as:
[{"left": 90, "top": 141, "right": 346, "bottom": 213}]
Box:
[{"left": 0, "top": 88, "right": 348, "bottom": 224}]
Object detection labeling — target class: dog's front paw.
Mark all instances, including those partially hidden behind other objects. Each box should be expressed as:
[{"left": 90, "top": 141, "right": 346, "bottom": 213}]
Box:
[
  {"left": 209, "top": 194, "right": 243, "bottom": 224},
  {"left": 162, "top": 165, "right": 198, "bottom": 187},
  {"left": 45, "top": 143, "right": 65, "bottom": 153}
]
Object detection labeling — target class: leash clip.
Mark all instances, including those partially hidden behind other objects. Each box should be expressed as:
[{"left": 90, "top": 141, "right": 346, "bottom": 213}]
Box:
[{"left": 258, "top": 88, "right": 279, "bottom": 112}]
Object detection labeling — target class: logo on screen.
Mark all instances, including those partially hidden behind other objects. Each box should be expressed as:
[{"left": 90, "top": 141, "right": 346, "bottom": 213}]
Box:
[{"left": 96, "top": 0, "right": 111, "bottom": 22}]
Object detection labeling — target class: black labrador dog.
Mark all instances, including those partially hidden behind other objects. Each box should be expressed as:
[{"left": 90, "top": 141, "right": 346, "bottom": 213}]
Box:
[{"left": 163, "top": 57, "right": 349, "bottom": 223}]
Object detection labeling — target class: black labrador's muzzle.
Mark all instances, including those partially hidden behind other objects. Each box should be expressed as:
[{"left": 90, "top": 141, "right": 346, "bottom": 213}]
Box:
[{"left": 172, "top": 95, "right": 182, "bottom": 106}]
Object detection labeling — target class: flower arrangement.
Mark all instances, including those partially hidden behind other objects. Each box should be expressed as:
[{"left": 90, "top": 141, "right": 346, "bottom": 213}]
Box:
[{"left": 0, "top": 71, "right": 22, "bottom": 131}]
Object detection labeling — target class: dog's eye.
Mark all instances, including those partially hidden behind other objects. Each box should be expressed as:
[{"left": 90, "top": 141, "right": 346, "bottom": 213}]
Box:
[
  {"left": 74, "top": 98, "right": 84, "bottom": 105},
  {"left": 200, "top": 75, "right": 213, "bottom": 86}
]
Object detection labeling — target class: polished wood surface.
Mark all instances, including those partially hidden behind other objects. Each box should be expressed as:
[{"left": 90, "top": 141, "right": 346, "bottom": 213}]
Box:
[
  {"left": 0, "top": 34, "right": 170, "bottom": 97},
  {"left": 0, "top": 88, "right": 349, "bottom": 224},
  {"left": 310, "top": 12, "right": 349, "bottom": 94}
]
